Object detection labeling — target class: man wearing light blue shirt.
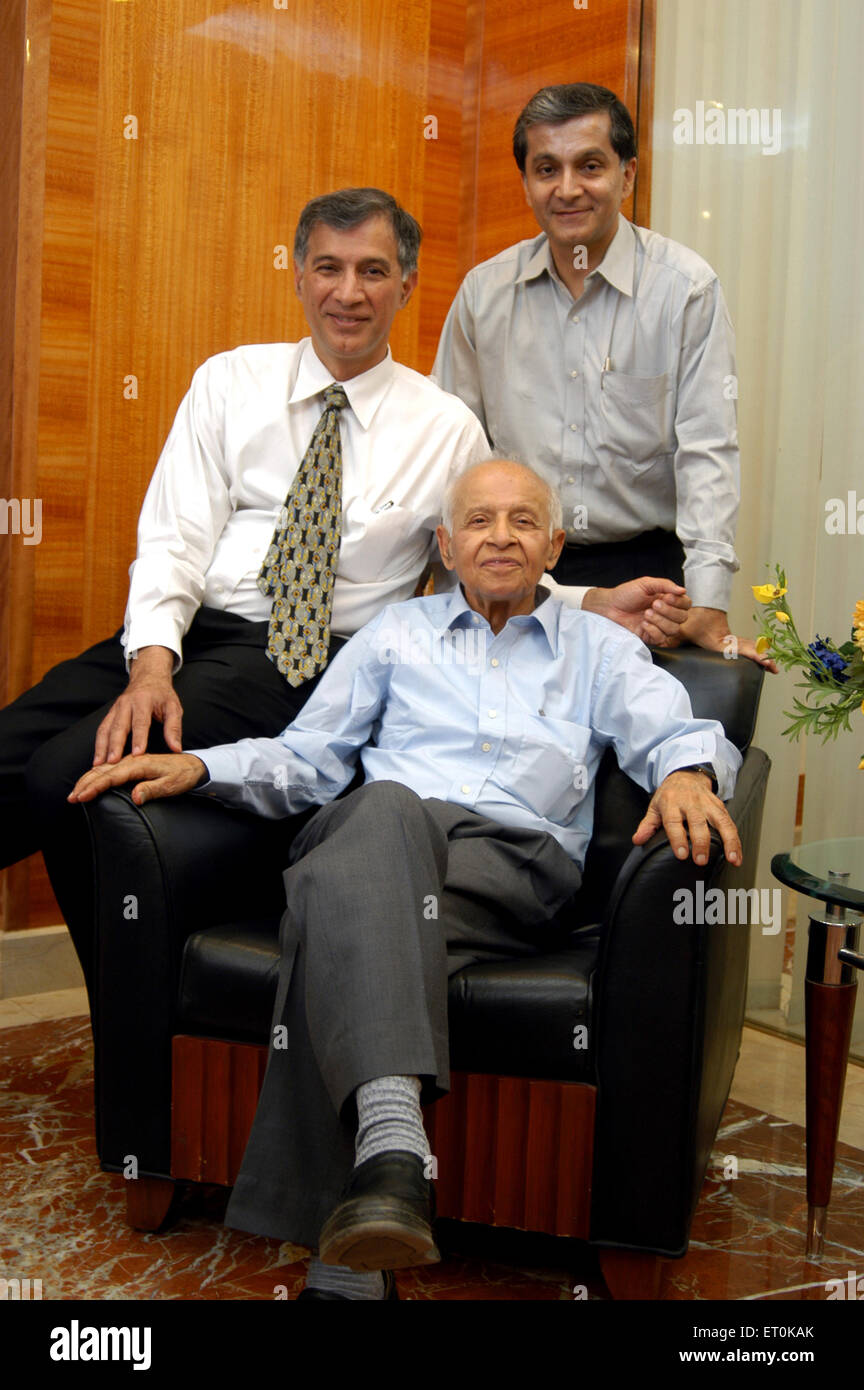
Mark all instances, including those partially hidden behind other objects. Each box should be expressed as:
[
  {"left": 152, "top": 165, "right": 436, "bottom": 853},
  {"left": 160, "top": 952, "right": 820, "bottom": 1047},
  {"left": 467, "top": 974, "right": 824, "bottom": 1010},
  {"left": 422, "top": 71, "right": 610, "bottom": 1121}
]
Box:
[{"left": 71, "top": 457, "right": 743, "bottom": 1301}]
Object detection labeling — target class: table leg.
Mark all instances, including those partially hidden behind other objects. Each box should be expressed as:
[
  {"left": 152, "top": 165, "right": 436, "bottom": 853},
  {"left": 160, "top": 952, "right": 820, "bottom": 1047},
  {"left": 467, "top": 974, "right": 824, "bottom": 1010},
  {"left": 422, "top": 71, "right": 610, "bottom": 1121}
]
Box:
[{"left": 804, "top": 911, "right": 861, "bottom": 1259}]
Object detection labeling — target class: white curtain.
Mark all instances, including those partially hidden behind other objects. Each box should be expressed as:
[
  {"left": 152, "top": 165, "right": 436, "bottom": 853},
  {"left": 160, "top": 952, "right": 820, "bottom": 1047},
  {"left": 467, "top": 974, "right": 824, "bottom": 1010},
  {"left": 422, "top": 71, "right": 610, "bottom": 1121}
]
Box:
[{"left": 652, "top": 0, "right": 864, "bottom": 1049}]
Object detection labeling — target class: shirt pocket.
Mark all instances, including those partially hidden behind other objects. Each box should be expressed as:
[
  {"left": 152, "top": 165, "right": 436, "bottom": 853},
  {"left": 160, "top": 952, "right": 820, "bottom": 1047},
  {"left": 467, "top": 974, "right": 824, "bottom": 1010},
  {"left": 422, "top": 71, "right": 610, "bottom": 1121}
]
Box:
[
  {"left": 599, "top": 370, "right": 674, "bottom": 467},
  {"left": 341, "top": 504, "right": 428, "bottom": 583},
  {"left": 509, "top": 712, "right": 593, "bottom": 822}
]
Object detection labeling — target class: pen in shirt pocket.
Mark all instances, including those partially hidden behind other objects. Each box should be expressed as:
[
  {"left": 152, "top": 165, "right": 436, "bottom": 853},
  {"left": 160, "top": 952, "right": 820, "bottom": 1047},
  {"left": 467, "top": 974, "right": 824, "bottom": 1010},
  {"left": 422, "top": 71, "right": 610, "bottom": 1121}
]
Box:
[{"left": 374, "top": 500, "right": 394, "bottom": 513}]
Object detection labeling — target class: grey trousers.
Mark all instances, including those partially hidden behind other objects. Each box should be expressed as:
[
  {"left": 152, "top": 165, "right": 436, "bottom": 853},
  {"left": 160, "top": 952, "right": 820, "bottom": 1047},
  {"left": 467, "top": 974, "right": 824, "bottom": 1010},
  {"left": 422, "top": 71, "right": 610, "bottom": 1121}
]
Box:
[{"left": 223, "top": 780, "right": 583, "bottom": 1250}]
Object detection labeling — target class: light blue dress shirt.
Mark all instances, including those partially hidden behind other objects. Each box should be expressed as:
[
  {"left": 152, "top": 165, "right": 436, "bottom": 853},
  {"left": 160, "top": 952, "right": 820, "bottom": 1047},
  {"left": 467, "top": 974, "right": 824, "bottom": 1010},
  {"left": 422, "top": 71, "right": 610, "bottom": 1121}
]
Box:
[{"left": 194, "top": 587, "right": 741, "bottom": 871}]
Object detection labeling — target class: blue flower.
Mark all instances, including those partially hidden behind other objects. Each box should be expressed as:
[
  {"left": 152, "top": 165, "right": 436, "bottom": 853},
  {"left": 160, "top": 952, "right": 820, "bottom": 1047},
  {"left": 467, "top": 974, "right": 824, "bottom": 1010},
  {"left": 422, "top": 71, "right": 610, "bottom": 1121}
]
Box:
[{"left": 808, "top": 637, "right": 850, "bottom": 683}]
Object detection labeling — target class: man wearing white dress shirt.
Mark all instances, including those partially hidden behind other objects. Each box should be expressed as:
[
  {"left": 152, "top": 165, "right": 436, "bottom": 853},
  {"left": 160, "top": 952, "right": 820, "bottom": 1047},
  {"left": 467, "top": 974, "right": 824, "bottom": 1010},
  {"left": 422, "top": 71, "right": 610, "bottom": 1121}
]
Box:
[
  {"left": 0, "top": 187, "right": 689, "bottom": 989},
  {"left": 433, "top": 83, "right": 774, "bottom": 670},
  {"left": 71, "top": 457, "right": 742, "bottom": 1301}
]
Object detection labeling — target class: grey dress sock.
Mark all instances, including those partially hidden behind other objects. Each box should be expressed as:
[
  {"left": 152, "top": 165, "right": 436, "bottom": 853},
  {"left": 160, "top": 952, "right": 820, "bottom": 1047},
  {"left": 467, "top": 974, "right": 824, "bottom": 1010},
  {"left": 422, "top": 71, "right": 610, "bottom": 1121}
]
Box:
[
  {"left": 305, "top": 1257, "right": 385, "bottom": 1300},
  {"left": 354, "top": 1074, "right": 430, "bottom": 1166}
]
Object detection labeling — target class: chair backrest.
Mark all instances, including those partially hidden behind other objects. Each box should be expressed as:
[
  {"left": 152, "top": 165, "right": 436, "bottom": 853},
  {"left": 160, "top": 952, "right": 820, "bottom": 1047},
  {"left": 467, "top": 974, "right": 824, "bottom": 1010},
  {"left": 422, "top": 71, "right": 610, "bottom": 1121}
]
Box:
[{"left": 572, "top": 647, "right": 765, "bottom": 927}]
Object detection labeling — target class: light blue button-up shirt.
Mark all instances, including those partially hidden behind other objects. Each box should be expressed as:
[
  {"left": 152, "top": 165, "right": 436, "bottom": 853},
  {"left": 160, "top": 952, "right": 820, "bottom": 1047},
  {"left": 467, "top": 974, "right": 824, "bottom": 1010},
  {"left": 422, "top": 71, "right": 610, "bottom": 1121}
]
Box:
[{"left": 195, "top": 586, "right": 741, "bottom": 870}]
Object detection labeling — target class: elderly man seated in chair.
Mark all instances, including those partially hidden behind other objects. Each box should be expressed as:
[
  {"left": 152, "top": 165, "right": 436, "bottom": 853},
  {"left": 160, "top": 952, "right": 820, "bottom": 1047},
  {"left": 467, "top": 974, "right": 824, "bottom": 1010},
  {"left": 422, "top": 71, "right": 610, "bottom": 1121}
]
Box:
[{"left": 70, "top": 458, "right": 743, "bottom": 1302}]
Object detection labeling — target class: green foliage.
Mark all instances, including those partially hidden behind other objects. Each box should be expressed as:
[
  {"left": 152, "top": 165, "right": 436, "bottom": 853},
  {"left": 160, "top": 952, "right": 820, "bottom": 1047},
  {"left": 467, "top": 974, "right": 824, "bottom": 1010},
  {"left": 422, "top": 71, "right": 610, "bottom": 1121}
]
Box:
[{"left": 753, "top": 564, "right": 864, "bottom": 751}]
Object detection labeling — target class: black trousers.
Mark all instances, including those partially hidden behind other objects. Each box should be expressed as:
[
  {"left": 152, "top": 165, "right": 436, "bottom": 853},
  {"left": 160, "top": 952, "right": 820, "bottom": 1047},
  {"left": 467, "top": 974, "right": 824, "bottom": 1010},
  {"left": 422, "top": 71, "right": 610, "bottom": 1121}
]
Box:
[
  {"left": 0, "top": 608, "right": 343, "bottom": 990},
  {"left": 552, "top": 527, "right": 685, "bottom": 589}
]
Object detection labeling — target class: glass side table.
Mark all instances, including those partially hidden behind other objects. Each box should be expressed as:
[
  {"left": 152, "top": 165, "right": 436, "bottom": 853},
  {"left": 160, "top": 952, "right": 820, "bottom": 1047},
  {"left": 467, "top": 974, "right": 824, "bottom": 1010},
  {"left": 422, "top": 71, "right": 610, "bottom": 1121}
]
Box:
[{"left": 772, "top": 837, "right": 864, "bottom": 1258}]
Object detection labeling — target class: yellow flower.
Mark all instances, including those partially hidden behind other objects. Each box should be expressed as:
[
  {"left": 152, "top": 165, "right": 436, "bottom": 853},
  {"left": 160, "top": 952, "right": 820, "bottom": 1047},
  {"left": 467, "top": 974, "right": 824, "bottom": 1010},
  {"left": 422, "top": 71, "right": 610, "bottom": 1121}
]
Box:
[
  {"left": 774, "top": 611, "right": 790, "bottom": 624},
  {"left": 755, "top": 635, "right": 772, "bottom": 654},
  {"left": 752, "top": 583, "right": 787, "bottom": 603}
]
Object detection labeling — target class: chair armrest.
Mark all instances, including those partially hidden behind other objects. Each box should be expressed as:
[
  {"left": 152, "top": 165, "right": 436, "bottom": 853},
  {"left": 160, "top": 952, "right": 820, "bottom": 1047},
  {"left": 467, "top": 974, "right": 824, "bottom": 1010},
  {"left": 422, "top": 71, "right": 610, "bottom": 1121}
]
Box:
[
  {"left": 83, "top": 789, "right": 300, "bottom": 1176},
  {"left": 588, "top": 746, "right": 771, "bottom": 1256}
]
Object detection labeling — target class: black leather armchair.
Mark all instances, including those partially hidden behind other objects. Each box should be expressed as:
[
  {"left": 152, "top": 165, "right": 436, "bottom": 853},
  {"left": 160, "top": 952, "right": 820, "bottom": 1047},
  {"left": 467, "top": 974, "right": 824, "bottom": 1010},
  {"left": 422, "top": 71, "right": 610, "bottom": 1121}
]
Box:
[{"left": 83, "top": 646, "right": 769, "bottom": 1297}]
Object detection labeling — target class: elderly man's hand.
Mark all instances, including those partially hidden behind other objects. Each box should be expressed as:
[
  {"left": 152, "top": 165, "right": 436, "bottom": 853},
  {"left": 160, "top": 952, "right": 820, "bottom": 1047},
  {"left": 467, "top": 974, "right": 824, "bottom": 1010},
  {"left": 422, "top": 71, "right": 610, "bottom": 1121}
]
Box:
[
  {"left": 92, "top": 645, "right": 184, "bottom": 766},
  {"left": 632, "top": 770, "right": 742, "bottom": 867},
  {"left": 661, "top": 605, "right": 779, "bottom": 673},
  {"left": 582, "top": 578, "right": 691, "bottom": 646},
  {"left": 69, "top": 753, "right": 208, "bottom": 808}
]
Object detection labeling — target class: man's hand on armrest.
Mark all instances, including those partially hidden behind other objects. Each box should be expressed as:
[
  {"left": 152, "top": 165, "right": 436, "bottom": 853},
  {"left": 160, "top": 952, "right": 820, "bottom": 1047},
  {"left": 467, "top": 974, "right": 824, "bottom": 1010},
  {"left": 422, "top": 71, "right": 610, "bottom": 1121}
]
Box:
[
  {"left": 631, "top": 770, "right": 742, "bottom": 867},
  {"left": 663, "top": 605, "right": 779, "bottom": 673},
  {"left": 92, "top": 645, "right": 184, "bottom": 765},
  {"left": 69, "top": 753, "right": 208, "bottom": 808},
  {"left": 582, "top": 577, "right": 691, "bottom": 645}
]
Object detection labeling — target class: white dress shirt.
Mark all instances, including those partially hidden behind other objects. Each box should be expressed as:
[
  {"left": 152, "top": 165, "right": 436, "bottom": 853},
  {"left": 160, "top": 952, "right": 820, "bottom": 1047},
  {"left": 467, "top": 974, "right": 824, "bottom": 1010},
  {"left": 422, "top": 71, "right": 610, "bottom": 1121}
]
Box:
[
  {"left": 122, "top": 340, "right": 491, "bottom": 665},
  {"left": 432, "top": 215, "right": 741, "bottom": 610},
  {"left": 195, "top": 585, "right": 741, "bottom": 870}
]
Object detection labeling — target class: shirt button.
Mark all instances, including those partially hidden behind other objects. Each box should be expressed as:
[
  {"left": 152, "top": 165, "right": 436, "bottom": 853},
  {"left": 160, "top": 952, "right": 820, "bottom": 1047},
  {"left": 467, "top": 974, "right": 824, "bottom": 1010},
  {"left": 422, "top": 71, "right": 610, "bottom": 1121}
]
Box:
[
  {"left": 481, "top": 742, "right": 491, "bottom": 753},
  {"left": 461, "top": 784, "right": 470, "bottom": 794},
  {"left": 490, "top": 658, "right": 500, "bottom": 668},
  {"left": 570, "top": 423, "right": 578, "bottom": 432},
  {"left": 488, "top": 710, "right": 497, "bottom": 718},
  {"left": 215, "top": 583, "right": 224, "bottom": 593},
  {"left": 570, "top": 370, "right": 578, "bottom": 378},
  {"left": 567, "top": 475, "right": 575, "bottom": 484}
]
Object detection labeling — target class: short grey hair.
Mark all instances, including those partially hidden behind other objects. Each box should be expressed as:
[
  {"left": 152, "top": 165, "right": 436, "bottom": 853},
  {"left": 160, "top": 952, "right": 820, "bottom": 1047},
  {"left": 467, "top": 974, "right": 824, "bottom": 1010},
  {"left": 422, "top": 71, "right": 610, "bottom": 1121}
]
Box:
[
  {"left": 293, "top": 188, "right": 422, "bottom": 278},
  {"left": 441, "top": 454, "right": 563, "bottom": 536}
]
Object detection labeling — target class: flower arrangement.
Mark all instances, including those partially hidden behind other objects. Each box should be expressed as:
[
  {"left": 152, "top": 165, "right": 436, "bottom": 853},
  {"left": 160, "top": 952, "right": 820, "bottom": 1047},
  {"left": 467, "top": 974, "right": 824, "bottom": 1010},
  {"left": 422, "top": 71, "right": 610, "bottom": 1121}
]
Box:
[{"left": 753, "top": 567, "right": 864, "bottom": 762}]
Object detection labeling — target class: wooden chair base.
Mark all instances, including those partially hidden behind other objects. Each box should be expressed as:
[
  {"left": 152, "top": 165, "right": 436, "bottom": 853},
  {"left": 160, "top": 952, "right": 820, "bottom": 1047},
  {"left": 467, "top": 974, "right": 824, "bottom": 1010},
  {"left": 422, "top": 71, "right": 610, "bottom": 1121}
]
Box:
[
  {"left": 124, "top": 1175, "right": 175, "bottom": 1231},
  {"left": 599, "top": 1248, "right": 663, "bottom": 1300},
  {"left": 120, "top": 1035, "right": 665, "bottom": 1298},
  {"left": 169, "top": 1035, "right": 596, "bottom": 1237}
]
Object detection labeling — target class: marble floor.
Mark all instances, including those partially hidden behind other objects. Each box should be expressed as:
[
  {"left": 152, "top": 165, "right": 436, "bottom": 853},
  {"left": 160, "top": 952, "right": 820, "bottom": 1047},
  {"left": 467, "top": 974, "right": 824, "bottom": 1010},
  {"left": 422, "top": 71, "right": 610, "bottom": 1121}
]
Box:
[{"left": 1, "top": 992, "right": 862, "bottom": 1301}]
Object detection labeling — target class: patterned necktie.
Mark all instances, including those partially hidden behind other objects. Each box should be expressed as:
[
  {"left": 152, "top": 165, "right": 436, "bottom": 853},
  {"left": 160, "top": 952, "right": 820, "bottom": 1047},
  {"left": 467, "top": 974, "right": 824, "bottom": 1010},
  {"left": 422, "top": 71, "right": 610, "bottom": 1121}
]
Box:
[{"left": 258, "top": 383, "right": 348, "bottom": 686}]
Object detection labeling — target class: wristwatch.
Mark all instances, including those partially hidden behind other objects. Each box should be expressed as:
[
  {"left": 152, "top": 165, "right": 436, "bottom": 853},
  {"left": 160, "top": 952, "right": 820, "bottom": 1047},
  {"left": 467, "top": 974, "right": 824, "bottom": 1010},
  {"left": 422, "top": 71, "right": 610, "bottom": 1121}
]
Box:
[{"left": 675, "top": 763, "right": 718, "bottom": 794}]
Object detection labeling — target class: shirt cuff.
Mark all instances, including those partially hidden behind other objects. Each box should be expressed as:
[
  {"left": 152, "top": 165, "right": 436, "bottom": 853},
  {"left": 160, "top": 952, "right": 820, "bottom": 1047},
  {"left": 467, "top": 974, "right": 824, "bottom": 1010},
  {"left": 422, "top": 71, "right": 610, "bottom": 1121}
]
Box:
[
  {"left": 663, "top": 748, "right": 740, "bottom": 803},
  {"left": 122, "top": 622, "right": 185, "bottom": 675},
  {"left": 682, "top": 565, "right": 735, "bottom": 613},
  {"left": 539, "top": 576, "right": 587, "bottom": 609},
  {"left": 186, "top": 744, "right": 241, "bottom": 798}
]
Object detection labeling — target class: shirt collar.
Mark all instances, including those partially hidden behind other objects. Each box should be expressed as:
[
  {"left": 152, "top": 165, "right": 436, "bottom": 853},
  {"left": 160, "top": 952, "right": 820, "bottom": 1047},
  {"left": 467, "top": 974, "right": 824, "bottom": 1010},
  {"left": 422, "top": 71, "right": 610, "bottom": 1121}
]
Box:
[
  {"left": 515, "top": 215, "right": 635, "bottom": 298},
  {"left": 437, "top": 583, "right": 560, "bottom": 655},
  {"left": 288, "top": 339, "right": 395, "bottom": 429},
  {"left": 588, "top": 213, "right": 635, "bottom": 296}
]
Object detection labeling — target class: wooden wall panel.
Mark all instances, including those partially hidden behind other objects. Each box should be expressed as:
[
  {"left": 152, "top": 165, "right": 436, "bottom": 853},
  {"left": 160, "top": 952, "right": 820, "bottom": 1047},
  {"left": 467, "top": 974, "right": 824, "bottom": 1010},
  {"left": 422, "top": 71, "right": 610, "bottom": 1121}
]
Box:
[
  {"left": 419, "top": 0, "right": 473, "bottom": 368},
  {"left": 32, "top": 1, "right": 100, "bottom": 681},
  {"left": 634, "top": 0, "right": 655, "bottom": 227},
  {"left": 2, "top": 0, "right": 89, "bottom": 932},
  {"left": 0, "top": 0, "right": 29, "bottom": 938}
]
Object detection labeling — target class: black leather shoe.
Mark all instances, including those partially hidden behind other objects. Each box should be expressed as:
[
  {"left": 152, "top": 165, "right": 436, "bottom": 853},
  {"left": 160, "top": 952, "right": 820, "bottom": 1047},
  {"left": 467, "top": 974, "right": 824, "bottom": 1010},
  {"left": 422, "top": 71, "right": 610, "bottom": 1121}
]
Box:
[
  {"left": 295, "top": 1269, "right": 399, "bottom": 1301},
  {"left": 318, "top": 1150, "right": 439, "bottom": 1271}
]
